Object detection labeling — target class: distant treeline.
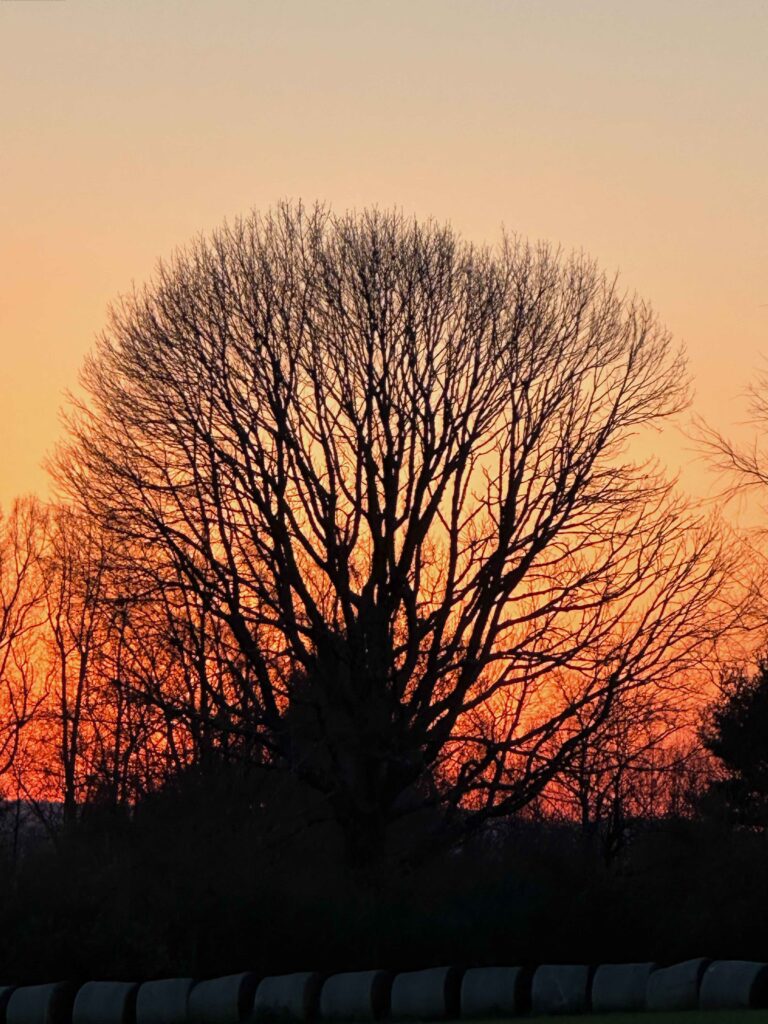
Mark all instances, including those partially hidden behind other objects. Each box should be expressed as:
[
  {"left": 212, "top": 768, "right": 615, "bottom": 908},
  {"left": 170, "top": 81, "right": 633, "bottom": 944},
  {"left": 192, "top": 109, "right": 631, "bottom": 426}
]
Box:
[{"left": 2, "top": 761, "right": 768, "bottom": 981}]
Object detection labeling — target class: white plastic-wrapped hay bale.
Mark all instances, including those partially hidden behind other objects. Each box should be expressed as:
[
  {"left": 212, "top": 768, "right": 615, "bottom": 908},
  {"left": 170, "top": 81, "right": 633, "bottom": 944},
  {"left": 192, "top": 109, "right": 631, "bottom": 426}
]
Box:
[
  {"left": 253, "top": 973, "right": 323, "bottom": 1022},
  {"left": 645, "top": 958, "right": 709, "bottom": 1011},
  {"left": 699, "top": 960, "right": 768, "bottom": 1010},
  {"left": 591, "top": 963, "right": 657, "bottom": 1012},
  {"left": 319, "top": 970, "right": 391, "bottom": 1021},
  {"left": 73, "top": 982, "right": 139, "bottom": 1024},
  {"left": 531, "top": 965, "right": 591, "bottom": 1015},
  {"left": 187, "top": 974, "right": 257, "bottom": 1024},
  {"left": 7, "top": 983, "right": 74, "bottom": 1024},
  {"left": 136, "top": 980, "right": 196, "bottom": 1024},
  {"left": 459, "top": 967, "right": 528, "bottom": 1018},
  {"left": 0, "top": 990, "right": 14, "bottom": 1024},
  {"left": 0, "top": 989, "right": 15, "bottom": 1024},
  {"left": 390, "top": 967, "right": 463, "bottom": 1020}
]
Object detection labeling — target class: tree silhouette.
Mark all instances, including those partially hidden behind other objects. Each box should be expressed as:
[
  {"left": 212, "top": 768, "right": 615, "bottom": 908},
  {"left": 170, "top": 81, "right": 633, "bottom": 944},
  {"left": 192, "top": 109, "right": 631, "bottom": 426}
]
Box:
[
  {"left": 0, "top": 499, "right": 47, "bottom": 788},
  {"left": 701, "top": 658, "right": 768, "bottom": 826},
  {"left": 55, "top": 203, "right": 745, "bottom": 859}
]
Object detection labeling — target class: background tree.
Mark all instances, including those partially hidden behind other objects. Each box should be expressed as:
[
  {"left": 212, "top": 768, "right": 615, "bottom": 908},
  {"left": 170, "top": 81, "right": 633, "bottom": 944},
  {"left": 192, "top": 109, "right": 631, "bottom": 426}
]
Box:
[
  {"left": 56, "top": 203, "right": 747, "bottom": 859},
  {"left": 696, "top": 361, "right": 768, "bottom": 511},
  {"left": 112, "top": 553, "right": 265, "bottom": 773},
  {"left": 541, "top": 688, "right": 707, "bottom": 861},
  {"left": 35, "top": 505, "right": 112, "bottom": 820},
  {"left": 692, "top": 352, "right": 768, "bottom": 824},
  {"left": 19, "top": 507, "right": 174, "bottom": 818},
  {"left": 700, "top": 656, "right": 768, "bottom": 826},
  {"left": 0, "top": 499, "right": 47, "bottom": 790}
]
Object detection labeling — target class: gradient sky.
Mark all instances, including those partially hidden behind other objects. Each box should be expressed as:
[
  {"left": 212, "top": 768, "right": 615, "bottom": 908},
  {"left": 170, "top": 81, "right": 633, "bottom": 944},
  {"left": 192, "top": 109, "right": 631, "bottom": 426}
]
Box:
[{"left": 1, "top": 0, "right": 766, "bottom": 514}]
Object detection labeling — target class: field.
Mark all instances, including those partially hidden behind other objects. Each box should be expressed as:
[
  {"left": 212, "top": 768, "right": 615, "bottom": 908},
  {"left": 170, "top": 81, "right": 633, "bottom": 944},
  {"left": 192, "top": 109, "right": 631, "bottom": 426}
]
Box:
[{"left": 505, "top": 1015, "right": 768, "bottom": 1023}]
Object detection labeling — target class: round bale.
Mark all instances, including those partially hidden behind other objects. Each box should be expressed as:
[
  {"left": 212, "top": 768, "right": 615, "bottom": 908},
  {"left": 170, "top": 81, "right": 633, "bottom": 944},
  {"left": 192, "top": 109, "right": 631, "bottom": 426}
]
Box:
[
  {"left": 253, "top": 973, "right": 323, "bottom": 1022},
  {"left": 187, "top": 974, "right": 257, "bottom": 1024},
  {"left": 7, "top": 983, "right": 74, "bottom": 1024},
  {"left": 699, "top": 961, "right": 768, "bottom": 1010},
  {"left": 73, "top": 982, "right": 139, "bottom": 1024},
  {"left": 0, "top": 989, "right": 15, "bottom": 1024},
  {"left": 531, "top": 965, "right": 592, "bottom": 1016},
  {"left": 136, "top": 980, "right": 196, "bottom": 1024},
  {"left": 390, "top": 967, "right": 463, "bottom": 1021},
  {"left": 460, "top": 967, "right": 528, "bottom": 1018},
  {"left": 319, "top": 970, "right": 391, "bottom": 1021},
  {"left": 645, "top": 958, "right": 710, "bottom": 1011},
  {"left": 591, "top": 963, "right": 657, "bottom": 1013}
]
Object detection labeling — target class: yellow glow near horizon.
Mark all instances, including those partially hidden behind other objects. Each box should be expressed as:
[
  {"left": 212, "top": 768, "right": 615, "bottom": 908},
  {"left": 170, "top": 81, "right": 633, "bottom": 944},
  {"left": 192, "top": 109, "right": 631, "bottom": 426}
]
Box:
[{"left": 1, "top": 0, "right": 766, "bottom": 516}]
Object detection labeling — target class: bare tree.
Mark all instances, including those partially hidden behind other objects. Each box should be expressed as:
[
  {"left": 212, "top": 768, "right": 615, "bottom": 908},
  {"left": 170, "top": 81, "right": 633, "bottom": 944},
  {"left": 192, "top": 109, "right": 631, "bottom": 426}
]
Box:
[
  {"left": 696, "top": 362, "right": 768, "bottom": 505},
  {"left": 34, "top": 505, "right": 110, "bottom": 818},
  {"left": 112, "top": 555, "right": 261, "bottom": 773},
  {"left": 0, "top": 499, "right": 47, "bottom": 788},
  {"left": 35, "top": 509, "right": 178, "bottom": 814},
  {"left": 538, "top": 683, "right": 703, "bottom": 860},
  {"left": 55, "top": 203, "right": 748, "bottom": 858}
]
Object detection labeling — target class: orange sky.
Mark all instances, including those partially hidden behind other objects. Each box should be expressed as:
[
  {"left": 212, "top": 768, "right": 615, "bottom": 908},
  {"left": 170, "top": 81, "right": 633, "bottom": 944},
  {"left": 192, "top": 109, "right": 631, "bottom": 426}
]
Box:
[{"left": 1, "top": 0, "right": 766, "bottom": 516}]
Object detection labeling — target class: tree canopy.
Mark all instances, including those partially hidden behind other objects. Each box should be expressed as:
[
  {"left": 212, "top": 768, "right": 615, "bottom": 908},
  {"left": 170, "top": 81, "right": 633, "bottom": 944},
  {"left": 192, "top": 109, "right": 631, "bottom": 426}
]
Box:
[{"left": 54, "top": 203, "right": 744, "bottom": 858}]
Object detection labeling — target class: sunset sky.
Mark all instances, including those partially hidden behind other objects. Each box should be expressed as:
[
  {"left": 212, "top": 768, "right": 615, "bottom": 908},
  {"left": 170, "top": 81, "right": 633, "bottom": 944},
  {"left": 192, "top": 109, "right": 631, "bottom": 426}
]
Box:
[{"left": 1, "top": 0, "right": 766, "bottom": 515}]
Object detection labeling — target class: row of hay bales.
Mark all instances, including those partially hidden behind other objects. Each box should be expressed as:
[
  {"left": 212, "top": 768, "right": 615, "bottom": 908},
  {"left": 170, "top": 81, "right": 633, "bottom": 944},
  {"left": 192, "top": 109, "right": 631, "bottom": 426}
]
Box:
[{"left": 0, "top": 959, "right": 766, "bottom": 1022}]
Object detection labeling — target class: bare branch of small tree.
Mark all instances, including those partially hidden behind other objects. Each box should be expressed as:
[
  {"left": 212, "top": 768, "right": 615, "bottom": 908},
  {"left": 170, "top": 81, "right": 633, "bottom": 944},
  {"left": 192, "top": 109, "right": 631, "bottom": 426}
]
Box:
[{"left": 0, "top": 499, "right": 48, "bottom": 785}]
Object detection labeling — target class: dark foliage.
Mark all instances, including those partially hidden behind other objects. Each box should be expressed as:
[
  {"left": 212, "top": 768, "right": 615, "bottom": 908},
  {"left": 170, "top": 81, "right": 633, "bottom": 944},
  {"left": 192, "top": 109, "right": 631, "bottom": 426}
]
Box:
[
  {"left": 2, "top": 766, "right": 768, "bottom": 983},
  {"left": 701, "top": 658, "right": 768, "bottom": 826}
]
